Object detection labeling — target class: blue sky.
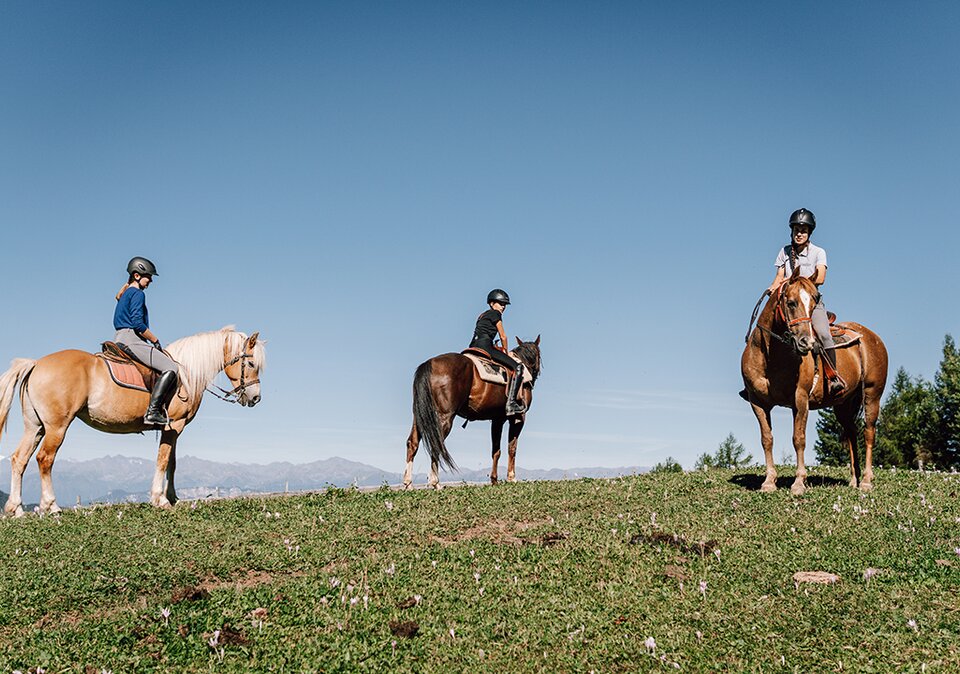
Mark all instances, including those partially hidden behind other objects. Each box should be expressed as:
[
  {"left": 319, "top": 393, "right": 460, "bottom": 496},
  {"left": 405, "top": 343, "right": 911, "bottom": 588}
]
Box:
[{"left": 1, "top": 1, "right": 957, "bottom": 476}]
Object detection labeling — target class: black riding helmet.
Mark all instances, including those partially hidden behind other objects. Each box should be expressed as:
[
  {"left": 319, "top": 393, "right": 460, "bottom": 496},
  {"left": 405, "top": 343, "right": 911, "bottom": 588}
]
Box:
[
  {"left": 127, "top": 256, "right": 159, "bottom": 277},
  {"left": 789, "top": 208, "right": 816, "bottom": 232},
  {"left": 487, "top": 289, "right": 511, "bottom": 305}
]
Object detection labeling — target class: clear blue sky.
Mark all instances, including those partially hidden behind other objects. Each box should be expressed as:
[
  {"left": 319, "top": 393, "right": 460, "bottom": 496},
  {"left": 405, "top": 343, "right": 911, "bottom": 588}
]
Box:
[{"left": 1, "top": 1, "right": 957, "bottom": 474}]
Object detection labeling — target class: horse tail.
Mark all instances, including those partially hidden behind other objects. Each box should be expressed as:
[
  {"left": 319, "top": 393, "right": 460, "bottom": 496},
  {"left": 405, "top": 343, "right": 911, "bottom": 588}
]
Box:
[
  {"left": 0, "top": 359, "right": 37, "bottom": 443},
  {"left": 413, "top": 360, "right": 456, "bottom": 471}
]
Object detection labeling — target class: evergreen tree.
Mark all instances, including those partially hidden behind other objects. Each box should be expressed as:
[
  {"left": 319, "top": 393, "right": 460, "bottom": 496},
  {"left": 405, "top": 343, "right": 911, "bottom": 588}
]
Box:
[
  {"left": 651, "top": 457, "right": 683, "bottom": 473},
  {"left": 932, "top": 334, "right": 960, "bottom": 467},
  {"left": 695, "top": 433, "right": 752, "bottom": 470},
  {"left": 813, "top": 407, "right": 858, "bottom": 466},
  {"left": 874, "top": 367, "right": 936, "bottom": 468}
]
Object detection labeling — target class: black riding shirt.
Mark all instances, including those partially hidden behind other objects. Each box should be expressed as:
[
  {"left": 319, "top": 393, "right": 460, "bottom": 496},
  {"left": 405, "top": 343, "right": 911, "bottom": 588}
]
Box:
[{"left": 472, "top": 308, "right": 502, "bottom": 344}]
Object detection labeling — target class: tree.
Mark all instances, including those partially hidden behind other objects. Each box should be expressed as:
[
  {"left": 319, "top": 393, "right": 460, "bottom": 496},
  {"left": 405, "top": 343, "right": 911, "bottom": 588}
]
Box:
[
  {"left": 874, "top": 367, "right": 937, "bottom": 468},
  {"left": 695, "top": 433, "right": 752, "bottom": 470},
  {"left": 931, "top": 334, "right": 960, "bottom": 468},
  {"left": 651, "top": 457, "right": 683, "bottom": 473},
  {"left": 814, "top": 407, "right": 859, "bottom": 467}
]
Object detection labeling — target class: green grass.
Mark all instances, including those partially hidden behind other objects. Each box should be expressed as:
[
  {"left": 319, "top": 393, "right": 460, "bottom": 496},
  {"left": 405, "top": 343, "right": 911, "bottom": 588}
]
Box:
[{"left": 1, "top": 468, "right": 959, "bottom": 672}]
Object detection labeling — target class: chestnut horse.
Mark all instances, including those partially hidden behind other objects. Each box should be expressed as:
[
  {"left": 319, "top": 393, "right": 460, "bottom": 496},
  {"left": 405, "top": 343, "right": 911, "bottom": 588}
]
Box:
[
  {"left": 741, "top": 270, "right": 887, "bottom": 494},
  {"left": 403, "top": 336, "right": 541, "bottom": 489},
  {"left": 0, "top": 327, "right": 265, "bottom": 515}
]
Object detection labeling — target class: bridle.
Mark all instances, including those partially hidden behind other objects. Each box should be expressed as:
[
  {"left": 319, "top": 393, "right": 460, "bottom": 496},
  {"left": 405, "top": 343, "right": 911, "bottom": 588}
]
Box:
[
  {"left": 206, "top": 349, "right": 259, "bottom": 404},
  {"left": 745, "top": 284, "right": 813, "bottom": 349}
]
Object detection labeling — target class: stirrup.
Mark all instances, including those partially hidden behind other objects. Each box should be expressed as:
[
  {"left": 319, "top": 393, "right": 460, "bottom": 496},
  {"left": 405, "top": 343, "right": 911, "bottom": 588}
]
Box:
[
  {"left": 828, "top": 377, "right": 846, "bottom": 396},
  {"left": 506, "top": 401, "right": 527, "bottom": 416},
  {"left": 144, "top": 409, "right": 169, "bottom": 425}
]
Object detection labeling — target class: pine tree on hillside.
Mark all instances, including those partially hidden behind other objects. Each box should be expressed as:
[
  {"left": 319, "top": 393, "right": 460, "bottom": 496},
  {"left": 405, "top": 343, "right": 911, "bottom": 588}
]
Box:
[
  {"left": 875, "top": 367, "right": 937, "bottom": 468},
  {"left": 695, "top": 433, "right": 752, "bottom": 470},
  {"left": 933, "top": 334, "right": 960, "bottom": 467},
  {"left": 651, "top": 457, "right": 684, "bottom": 473},
  {"left": 814, "top": 407, "right": 863, "bottom": 466}
]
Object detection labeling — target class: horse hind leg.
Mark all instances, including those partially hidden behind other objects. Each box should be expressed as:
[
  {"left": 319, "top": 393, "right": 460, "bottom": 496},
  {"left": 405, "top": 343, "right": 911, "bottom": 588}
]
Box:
[
  {"left": 860, "top": 384, "right": 882, "bottom": 491},
  {"left": 427, "top": 414, "right": 455, "bottom": 490},
  {"left": 4, "top": 418, "right": 44, "bottom": 517},
  {"left": 403, "top": 421, "right": 419, "bottom": 490},
  {"left": 35, "top": 424, "right": 69, "bottom": 515}
]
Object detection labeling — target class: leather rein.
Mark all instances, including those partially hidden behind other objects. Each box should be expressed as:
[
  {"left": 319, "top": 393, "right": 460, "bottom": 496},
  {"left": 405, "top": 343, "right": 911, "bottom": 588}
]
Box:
[
  {"left": 206, "top": 349, "right": 259, "bottom": 404},
  {"left": 744, "top": 286, "right": 811, "bottom": 347}
]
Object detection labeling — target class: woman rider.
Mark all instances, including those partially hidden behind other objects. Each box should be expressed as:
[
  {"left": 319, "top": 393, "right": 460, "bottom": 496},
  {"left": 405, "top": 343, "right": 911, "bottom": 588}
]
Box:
[
  {"left": 768, "top": 208, "right": 845, "bottom": 395},
  {"left": 113, "top": 256, "right": 180, "bottom": 425},
  {"left": 470, "top": 289, "right": 526, "bottom": 416}
]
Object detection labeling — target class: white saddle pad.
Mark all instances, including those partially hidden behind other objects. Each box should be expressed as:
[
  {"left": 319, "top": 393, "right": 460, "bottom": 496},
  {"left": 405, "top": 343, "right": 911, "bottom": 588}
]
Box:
[{"left": 463, "top": 351, "right": 534, "bottom": 386}]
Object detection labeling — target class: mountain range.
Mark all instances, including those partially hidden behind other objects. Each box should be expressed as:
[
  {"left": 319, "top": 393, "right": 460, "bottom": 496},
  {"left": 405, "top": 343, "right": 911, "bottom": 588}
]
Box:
[{"left": 0, "top": 455, "right": 649, "bottom": 506}]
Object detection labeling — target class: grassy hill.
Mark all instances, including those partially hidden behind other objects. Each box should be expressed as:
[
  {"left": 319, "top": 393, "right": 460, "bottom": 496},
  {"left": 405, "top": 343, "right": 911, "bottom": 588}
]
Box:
[{"left": 1, "top": 468, "right": 958, "bottom": 672}]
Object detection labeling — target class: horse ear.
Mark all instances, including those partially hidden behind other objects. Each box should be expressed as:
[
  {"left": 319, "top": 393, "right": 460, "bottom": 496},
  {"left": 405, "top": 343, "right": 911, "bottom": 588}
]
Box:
[
  {"left": 790, "top": 265, "right": 802, "bottom": 281},
  {"left": 247, "top": 332, "right": 259, "bottom": 347},
  {"left": 515, "top": 336, "right": 524, "bottom": 346},
  {"left": 535, "top": 334, "right": 541, "bottom": 345}
]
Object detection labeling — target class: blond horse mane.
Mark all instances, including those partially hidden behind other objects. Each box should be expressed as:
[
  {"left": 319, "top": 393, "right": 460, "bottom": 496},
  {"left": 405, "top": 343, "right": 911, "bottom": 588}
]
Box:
[{"left": 165, "top": 326, "right": 266, "bottom": 402}]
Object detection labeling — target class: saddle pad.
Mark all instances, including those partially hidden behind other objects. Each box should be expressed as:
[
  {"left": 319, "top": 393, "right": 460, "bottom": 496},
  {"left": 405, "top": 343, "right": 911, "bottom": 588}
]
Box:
[
  {"left": 462, "top": 351, "right": 534, "bottom": 386},
  {"left": 101, "top": 358, "right": 149, "bottom": 392},
  {"left": 830, "top": 324, "right": 862, "bottom": 348}
]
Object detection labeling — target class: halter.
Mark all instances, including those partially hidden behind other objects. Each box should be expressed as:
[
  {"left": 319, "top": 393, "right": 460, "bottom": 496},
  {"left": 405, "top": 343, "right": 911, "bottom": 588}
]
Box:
[{"left": 206, "top": 348, "right": 259, "bottom": 404}]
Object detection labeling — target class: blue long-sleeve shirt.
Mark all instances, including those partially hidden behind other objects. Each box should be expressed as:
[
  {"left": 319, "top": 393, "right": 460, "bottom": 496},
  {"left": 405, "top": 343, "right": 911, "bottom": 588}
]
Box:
[{"left": 113, "top": 287, "right": 150, "bottom": 333}]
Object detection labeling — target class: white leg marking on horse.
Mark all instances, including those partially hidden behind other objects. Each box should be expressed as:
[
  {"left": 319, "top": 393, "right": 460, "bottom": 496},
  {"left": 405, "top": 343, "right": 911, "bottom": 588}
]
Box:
[{"left": 402, "top": 461, "right": 414, "bottom": 488}]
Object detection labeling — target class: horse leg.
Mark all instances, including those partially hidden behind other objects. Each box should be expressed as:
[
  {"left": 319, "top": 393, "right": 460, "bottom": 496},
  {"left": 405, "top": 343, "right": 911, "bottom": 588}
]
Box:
[
  {"left": 791, "top": 397, "right": 810, "bottom": 496},
  {"left": 164, "top": 432, "right": 180, "bottom": 506},
  {"left": 150, "top": 429, "right": 179, "bottom": 509},
  {"left": 35, "top": 424, "right": 69, "bottom": 515},
  {"left": 506, "top": 416, "right": 525, "bottom": 483},
  {"left": 834, "top": 396, "right": 862, "bottom": 489},
  {"left": 427, "top": 414, "right": 455, "bottom": 490},
  {"left": 750, "top": 403, "right": 777, "bottom": 492},
  {"left": 861, "top": 384, "right": 881, "bottom": 491},
  {"left": 403, "top": 421, "right": 419, "bottom": 489},
  {"left": 490, "top": 419, "right": 504, "bottom": 485},
  {"left": 4, "top": 421, "right": 44, "bottom": 517}
]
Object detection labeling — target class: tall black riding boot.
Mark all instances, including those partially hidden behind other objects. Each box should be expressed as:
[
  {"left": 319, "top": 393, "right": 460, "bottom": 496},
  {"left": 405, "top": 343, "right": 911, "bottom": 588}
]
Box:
[
  {"left": 505, "top": 363, "right": 527, "bottom": 416},
  {"left": 144, "top": 370, "right": 178, "bottom": 426},
  {"left": 822, "top": 347, "right": 846, "bottom": 396}
]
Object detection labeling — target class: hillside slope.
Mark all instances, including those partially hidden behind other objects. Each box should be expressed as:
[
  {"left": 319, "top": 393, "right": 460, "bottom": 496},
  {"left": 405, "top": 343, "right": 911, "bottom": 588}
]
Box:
[{"left": 1, "top": 468, "right": 958, "bottom": 672}]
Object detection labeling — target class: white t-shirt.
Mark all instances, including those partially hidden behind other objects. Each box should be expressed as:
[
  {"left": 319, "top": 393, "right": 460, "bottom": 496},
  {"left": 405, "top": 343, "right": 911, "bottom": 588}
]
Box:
[{"left": 775, "top": 243, "right": 827, "bottom": 279}]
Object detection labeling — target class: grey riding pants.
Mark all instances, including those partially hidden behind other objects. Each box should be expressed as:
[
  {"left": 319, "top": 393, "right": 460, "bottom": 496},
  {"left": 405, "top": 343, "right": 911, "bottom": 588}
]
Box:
[
  {"left": 811, "top": 299, "right": 836, "bottom": 350},
  {"left": 115, "top": 328, "right": 180, "bottom": 375}
]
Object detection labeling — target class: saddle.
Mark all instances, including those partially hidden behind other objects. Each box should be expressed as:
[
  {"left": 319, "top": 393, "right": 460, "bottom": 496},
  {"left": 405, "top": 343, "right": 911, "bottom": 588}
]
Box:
[
  {"left": 97, "top": 342, "right": 157, "bottom": 392},
  {"left": 462, "top": 348, "right": 534, "bottom": 386},
  {"left": 825, "top": 313, "right": 862, "bottom": 348}
]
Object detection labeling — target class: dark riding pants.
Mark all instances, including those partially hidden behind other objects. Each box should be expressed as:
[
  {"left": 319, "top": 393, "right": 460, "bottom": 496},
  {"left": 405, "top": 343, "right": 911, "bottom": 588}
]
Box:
[{"left": 470, "top": 339, "right": 518, "bottom": 371}]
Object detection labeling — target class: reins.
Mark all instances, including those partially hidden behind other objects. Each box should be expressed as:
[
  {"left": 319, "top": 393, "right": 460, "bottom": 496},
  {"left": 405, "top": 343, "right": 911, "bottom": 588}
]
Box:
[
  {"left": 205, "top": 349, "right": 259, "bottom": 404},
  {"left": 745, "top": 286, "right": 809, "bottom": 347}
]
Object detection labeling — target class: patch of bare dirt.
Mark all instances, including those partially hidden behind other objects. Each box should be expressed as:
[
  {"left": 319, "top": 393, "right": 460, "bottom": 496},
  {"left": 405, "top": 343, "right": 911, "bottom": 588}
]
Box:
[
  {"left": 628, "top": 530, "right": 719, "bottom": 556},
  {"left": 390, "top": 620, "right": 420, "bottom": 638}
]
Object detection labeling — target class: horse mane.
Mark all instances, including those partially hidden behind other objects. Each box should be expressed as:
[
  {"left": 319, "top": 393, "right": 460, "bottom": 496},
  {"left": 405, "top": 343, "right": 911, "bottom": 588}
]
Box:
[
  {"left": 513, "top": 340, "right": 542, "bottom": 381},
  {"left": 166, "top": 325, "right": 267, "bottom": 401}
]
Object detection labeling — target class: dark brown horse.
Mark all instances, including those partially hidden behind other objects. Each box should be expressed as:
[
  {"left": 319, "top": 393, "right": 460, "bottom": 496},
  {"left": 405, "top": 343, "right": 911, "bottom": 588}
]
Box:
[
  {"left": 741, "top": 270, "right": 887, "bottom": 494},
  {"left": 403, "top": 337, "right": 541, "bottom": 488}
]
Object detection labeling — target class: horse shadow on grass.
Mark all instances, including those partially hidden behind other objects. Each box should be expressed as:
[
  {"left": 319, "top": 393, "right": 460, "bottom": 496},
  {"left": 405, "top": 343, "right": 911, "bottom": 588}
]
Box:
[{"left": 729, "top": 473, "right": 847, "bottom": 491}]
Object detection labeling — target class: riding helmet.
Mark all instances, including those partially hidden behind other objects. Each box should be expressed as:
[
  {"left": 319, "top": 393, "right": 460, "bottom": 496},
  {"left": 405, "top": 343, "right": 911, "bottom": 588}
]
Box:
[
  {"left": 127, "top": 256, "right": 159, "bottom": 277},
  {"left": 789, "top": 208, "right": 816, "bottom": 231},
  {"left": 487, "top": 289, "right": 511, "bottom": 305}
]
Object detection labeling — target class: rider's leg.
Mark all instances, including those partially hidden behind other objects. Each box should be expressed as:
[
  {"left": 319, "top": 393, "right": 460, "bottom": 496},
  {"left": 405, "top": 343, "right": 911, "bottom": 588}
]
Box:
[{"left": 811, "top": 300, "right": 845, "bottom": 394}]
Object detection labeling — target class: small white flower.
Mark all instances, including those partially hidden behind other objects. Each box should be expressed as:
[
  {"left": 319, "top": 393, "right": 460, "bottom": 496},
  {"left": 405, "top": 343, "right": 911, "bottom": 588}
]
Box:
[
  {"left": 450, "top": 628, "right": 456, "bottom": 639},
  {"left": 908, "top": 619, "right": 919, "bottom": 632},
  {"left": 473, "top": 572, "right": 481, "bottom": 583},
  {"left": 470, "top": 549, "right": 475, "bottom": 557},
  {"left": 479, "top": 587, "right": 484, "bottom": 596},
  {"left": 651, "top": 512, "right": 657, "bottom": 526},
  {"left": 713, "top": 548, "right": 721, "bottom": 561},
  {"left": 350, "top": 596, "right": 359, "bottom": 606},
  {"left": 385, "top": 500, "right": 394, "bottom": 511},
  {"left": 645, "top": 636, "right": 656, "bottom": 653},
  {"left": 208, "top": 629, "right": 221, "bottom": 648},
  {"left": 699, "top": 580, "right": 707, "bottom": 597},
  {"left": 386, "top": 563, "right": 396, "bottom": 576},
  {"left": 330, "top": 577, "right": 341, "bottom": 588},
  {"left": 863, "top": 568, "right": 879, "bottom": 581}
]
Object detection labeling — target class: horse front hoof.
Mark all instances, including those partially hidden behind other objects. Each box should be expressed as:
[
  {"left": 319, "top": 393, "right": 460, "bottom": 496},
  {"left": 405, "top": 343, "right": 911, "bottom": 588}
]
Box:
[
  {"left": 42, "top": 502, "right": 62, "bottom": 516},
  {"left": 790, "top": 481, "right": 807, "bottom": 497},
  {"left": 490, "top": 476, "right": 499, "bottom": 485},
  {"left": 402, "top": 481, "right": 413, "bottom": 491},
  {"left": 860, "top": 481, "right": 874, "bottom": 492},
  {"left": 760, "top": 480, "right": 777, "bottom": 493},
  {"left": 849, "top": 477, "right": 859, "bottom": 489},
  {"left": 430, "top": 482, "right": 443, "bottom": 491}
]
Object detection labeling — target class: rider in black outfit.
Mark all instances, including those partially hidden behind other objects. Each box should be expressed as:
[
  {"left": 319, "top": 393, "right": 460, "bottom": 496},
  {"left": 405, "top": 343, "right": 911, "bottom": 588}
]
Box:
[{"left": 470, "top": 289, "right": 526, "bottom": 416}]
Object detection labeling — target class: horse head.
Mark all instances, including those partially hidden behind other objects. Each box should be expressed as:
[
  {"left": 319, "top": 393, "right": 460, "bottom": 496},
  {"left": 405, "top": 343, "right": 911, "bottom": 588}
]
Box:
[
  {"left": 513, "top": 335, "right": 542, "bottom": 382},
  {"left": 776, "top": 270, "right": 820, "bottom": 356},
  {"left": 222, "top": 331, "right": 265, "bottom": 407}
]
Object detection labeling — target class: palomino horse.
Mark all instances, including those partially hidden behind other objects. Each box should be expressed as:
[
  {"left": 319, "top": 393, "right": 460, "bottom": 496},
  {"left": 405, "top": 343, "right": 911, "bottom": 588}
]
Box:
[
  {"left": 0, "top": 327, "right": 265, "bottom": 515},
  {"left": 741, "top": 270, "right": 887, "bottom": 494},
  {"left": 403, "top": 337, "right": 541, "bottom": 489}
]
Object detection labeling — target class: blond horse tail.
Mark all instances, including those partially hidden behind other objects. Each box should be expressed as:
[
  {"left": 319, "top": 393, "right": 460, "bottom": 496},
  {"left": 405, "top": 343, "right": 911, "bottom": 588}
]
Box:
[{"left": 0, "top": 359, "right": 37, "bottom": 443}]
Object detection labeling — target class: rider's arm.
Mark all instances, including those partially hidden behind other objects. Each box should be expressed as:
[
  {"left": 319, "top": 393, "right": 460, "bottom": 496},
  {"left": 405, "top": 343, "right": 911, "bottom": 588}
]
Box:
[
  {"left": 767, "top": 267, "right": 785, "bottom": 293},
  {"left": 812, "top": 264, "right": 827, "bottom": 286},
  {"left": 496, "top": 321, "right": 509, "bottom": 353}
]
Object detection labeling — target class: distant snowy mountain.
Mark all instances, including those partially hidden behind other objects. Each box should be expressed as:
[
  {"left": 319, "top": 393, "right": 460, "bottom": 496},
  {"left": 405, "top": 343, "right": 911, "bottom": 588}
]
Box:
[{"left": 7, "top": 455, "right": 649, "bottom": 505}]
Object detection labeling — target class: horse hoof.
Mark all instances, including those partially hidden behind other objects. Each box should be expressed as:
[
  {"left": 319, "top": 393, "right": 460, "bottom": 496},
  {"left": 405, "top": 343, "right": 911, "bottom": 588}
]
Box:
[
  {"left": 790, "top": 483, "right": 807, "bottom": 497},
  {"left": 402, "top": 482, "right": 413, "bottom": 491},
  {"left": 490, "top": 477, "right": 499, "bottom": 485},
  {"left": 430, "top": 483, "right": 443, "bottom": 491},
  {"left": 43, "top": 503, "right": 62, "bottom": 516},
  {"left": 860, "top": 482, "right": 874, "bottom": 492},
  {"left": 849, "top": 478, "right": 859, "bottom": 489},
  {"left": 760, "top": 481, "right": 777, "bottom": 493}
]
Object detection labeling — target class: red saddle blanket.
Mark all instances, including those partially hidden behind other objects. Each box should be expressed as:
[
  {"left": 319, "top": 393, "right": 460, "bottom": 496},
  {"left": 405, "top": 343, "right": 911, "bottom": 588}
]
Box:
[{"left": 97, "top": 342, "right": 155, "bottom": 392}]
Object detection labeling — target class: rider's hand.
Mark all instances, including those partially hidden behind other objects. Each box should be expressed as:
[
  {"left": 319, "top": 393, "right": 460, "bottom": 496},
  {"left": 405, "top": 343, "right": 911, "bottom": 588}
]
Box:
[{"left": 153, "top": 340, "right": 162, "bottom": 351}]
